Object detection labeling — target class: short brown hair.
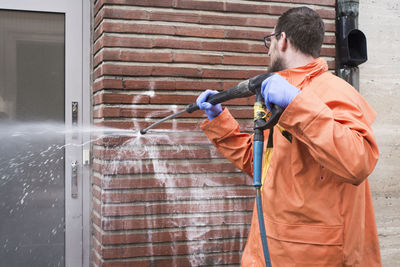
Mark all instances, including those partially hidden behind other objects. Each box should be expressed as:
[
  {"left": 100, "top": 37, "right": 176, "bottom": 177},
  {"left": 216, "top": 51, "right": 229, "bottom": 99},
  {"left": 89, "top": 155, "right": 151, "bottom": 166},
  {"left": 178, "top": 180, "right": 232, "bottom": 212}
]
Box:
[{"left": 275, "top": 7, "right": 325, "bottom": 58}]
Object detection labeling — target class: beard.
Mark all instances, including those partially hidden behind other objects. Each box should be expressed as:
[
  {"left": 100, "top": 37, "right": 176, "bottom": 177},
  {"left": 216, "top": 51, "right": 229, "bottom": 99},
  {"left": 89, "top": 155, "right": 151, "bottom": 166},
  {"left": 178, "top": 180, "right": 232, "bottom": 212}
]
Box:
[{"left": 268, "top": 56, "right": 287, "bottom": 73}]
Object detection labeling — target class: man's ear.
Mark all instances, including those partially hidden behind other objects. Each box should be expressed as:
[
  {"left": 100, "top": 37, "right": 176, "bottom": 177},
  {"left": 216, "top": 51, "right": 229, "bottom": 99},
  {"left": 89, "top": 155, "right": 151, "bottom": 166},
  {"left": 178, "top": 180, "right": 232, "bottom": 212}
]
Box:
[{"left": 279, "top": 32, "right": 288, "bottom": 52}]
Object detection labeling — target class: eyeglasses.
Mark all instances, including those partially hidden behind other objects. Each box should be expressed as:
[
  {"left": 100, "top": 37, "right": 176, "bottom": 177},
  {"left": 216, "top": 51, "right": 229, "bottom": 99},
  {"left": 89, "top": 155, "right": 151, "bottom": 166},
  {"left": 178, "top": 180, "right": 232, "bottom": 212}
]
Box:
[{"left": 264, "top": 32, "right": 280, "bottom": 49}]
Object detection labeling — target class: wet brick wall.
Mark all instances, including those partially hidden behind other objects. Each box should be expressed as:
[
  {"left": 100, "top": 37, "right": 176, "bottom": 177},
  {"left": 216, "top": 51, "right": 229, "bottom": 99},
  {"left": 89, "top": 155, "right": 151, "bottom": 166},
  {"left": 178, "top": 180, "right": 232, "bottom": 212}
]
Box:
[{"left": 91, "top": 0, "right": 336, "bottom": 266}]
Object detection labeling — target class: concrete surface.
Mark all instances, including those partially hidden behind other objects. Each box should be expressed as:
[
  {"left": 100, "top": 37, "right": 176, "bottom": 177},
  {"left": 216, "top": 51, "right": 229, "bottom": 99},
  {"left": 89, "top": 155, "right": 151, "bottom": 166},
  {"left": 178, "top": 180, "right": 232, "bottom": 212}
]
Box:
[{"left": 359, "top": 1, "right": 400, "bottom": 266}]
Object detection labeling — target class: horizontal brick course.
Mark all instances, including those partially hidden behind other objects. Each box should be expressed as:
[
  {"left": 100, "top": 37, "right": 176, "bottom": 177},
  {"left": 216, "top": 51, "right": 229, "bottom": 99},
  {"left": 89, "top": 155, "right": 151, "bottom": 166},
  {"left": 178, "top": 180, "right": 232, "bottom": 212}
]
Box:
[
  {"left": 100, "top": 200, "right": 254, "bottom": 216},
  {"left": 91, "top": 134, "right": 212, "bottom": 147},
  {"left": 98, "top": 188, "right": 254, "bottom": 204},
  {"left": 102, "top": 238, "right": 245, "bottom": 259},
  {"left": 96, "top": 226, "right": 250, "bottom": 245},
  {"left": 96, "top": 21, "right": 306, "bottom": 42},
  {"left": 92, "top": 146, "right": 223, "bottom": 160},
  {"left": 93, "top": 119, "right": 253, "bottom": 134},
  {"left": 92, "top": 160, "right": 243, "bottom": 175},
  {"left": 94, "top": 0, "right": 336, "bottom": 16},
  {"left": 94, "top": 92, "right": 256, "bottom": 106},
  {"left": 93, "top": 106, "right": 253, "bottom": 119},
  {"left": 93, "top": 174, "right": 249, "bottom": 189},
  {"left": 100, "top": 252, "right": 241, "bottom": 267},
  {"left": 94, "top": 48, "right": 335, "bottom": 70},
  {"left": 93, "top": 93, "right": 150, "bottom": 105},
  {"left": 95, "top": 35, "right": 335, "bottom": 54},
  {"left": 95, "top": 63, "right": 275, "bottom": 80},
  {"left": 100, "top": 213, "right": 253, "bottom": 231}
]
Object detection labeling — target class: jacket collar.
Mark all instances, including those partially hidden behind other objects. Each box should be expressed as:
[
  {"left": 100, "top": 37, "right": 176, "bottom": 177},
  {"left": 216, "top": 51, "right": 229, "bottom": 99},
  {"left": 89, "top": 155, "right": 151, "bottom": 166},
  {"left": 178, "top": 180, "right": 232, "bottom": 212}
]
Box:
[{"left": 278, "top": 58, "right": 328, "bottom": 89}]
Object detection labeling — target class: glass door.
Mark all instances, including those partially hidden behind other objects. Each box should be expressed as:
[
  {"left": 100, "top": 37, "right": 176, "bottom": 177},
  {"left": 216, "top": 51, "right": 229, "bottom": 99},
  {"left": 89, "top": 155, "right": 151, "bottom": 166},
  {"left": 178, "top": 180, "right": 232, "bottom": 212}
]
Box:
[
  {"left": 0, "top": 1, "right": 88, "bottom": 266},
  {"left": 0, "top": 10, "right": 65, "bottom": 266}
]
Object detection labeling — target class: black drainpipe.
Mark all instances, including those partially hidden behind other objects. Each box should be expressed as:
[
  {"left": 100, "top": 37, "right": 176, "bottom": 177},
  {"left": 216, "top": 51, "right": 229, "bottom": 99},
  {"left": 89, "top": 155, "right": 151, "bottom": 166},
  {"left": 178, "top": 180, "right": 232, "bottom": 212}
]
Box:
[{"left": 336, "top": 0, "right": 367, "bottom": 91}]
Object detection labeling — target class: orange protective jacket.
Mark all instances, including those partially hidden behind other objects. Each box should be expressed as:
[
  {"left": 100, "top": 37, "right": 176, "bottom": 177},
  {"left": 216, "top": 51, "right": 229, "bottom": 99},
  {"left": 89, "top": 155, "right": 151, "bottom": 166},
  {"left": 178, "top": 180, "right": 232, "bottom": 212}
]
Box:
[{"left": 201, "top": 58, "right": 381, "bottom": 267}]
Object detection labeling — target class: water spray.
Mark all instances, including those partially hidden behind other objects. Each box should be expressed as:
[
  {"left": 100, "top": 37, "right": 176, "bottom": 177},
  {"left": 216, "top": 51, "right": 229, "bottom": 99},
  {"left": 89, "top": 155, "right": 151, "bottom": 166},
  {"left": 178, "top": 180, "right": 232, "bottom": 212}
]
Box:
[{"left": 140, "top": 72, "right": 283, "bottom": 266}]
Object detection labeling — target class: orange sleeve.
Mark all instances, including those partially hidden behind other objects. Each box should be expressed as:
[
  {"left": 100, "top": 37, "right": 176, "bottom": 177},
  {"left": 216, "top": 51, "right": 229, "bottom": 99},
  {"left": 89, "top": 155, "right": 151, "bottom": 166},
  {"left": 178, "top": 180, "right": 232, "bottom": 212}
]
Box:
[
  {"left": 200, "top": 108, "right": 255, "bottom": 177},
  {"left": 278, "top": 87, "right": 379, "bottom": 185}
]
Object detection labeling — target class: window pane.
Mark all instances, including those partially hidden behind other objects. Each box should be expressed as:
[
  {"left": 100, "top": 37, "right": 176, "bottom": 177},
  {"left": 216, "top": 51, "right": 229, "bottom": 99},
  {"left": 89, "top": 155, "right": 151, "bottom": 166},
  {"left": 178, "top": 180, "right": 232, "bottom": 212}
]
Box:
[{"left": 0, "top": 10, "right": 65, "bottom": 266}]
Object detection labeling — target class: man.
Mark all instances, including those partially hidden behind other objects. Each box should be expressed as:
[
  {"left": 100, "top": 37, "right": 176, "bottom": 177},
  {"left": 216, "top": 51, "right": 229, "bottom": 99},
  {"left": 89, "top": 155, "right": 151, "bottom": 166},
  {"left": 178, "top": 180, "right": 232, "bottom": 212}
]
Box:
[{"left": 196, "top": 7, "right": 381, "bottom": 267}]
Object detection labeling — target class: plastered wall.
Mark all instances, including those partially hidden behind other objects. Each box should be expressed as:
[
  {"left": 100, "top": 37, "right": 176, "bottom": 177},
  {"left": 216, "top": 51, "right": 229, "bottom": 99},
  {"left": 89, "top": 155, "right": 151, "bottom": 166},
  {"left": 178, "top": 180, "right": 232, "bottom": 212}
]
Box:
[{"left": 359, "top": 1, "right": 400, "bottom": 266}]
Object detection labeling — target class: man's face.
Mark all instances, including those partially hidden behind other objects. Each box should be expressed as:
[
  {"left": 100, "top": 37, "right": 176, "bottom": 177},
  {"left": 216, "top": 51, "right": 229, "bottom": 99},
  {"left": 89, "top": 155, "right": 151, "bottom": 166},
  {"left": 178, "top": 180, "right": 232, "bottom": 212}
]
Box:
[{"left": 268, "top": 30, "right": 286, "bottom": 73}]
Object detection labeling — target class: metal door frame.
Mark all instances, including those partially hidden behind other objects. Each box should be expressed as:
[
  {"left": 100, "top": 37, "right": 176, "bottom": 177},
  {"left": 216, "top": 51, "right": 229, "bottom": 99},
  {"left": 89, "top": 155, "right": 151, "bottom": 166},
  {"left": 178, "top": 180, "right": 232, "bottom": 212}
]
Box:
[{"left": 0, "top": 1, "right": 91, "bottom": 266}]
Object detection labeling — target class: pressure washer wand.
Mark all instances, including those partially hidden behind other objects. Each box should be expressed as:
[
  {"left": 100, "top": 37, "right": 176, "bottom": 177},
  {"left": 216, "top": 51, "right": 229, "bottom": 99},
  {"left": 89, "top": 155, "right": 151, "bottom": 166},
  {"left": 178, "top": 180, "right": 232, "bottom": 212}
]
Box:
[
  {"left": 140, "top": 109, "right": 187, "bottom": 135},
  {"left": 140, "top": 72, "right": 276, "bottom": 134}
]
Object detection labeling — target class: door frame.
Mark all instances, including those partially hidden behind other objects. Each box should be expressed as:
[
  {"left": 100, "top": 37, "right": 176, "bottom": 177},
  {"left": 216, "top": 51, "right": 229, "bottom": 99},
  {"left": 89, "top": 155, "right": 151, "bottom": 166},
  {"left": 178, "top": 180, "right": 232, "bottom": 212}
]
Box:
[{"left": 0, "top": 1, "right": 91, "bottom": 266}]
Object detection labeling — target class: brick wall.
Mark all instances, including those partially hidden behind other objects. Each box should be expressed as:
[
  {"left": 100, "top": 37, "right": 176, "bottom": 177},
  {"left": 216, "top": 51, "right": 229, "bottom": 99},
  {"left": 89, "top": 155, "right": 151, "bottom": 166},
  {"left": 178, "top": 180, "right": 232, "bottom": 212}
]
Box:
[{"left": 91, "top": 0, "right": 336, "bottom": 266}]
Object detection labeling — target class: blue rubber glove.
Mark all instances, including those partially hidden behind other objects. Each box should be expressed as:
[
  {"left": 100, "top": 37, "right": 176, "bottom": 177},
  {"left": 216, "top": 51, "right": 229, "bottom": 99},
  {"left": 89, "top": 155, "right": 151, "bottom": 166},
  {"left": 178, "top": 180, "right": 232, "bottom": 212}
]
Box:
[
  {"left": 196, "top": 90, "right": 222, "bottom": 121},
  {"left": 261, "top": 74, "right": 300, "bottom": 111}
]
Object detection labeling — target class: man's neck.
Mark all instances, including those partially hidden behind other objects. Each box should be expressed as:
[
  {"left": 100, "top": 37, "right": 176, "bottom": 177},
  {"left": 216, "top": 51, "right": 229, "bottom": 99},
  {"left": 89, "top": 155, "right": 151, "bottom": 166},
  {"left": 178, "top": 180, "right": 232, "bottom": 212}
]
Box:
[{"left": 284, "top": 49, "right": 316, "bottom": 69}]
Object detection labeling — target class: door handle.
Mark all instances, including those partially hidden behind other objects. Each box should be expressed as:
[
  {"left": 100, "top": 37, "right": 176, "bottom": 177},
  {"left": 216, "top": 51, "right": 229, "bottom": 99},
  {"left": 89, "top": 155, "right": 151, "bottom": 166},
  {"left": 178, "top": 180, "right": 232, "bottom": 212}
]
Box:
[
  {"left": 72, "top": 102, "right": 78, "bottom": 139},
  {"left": 71, "top": 161, "right": 78, "bottom": 198},
  {"left": 72, "top": 102, "right": 78, "bottom": 126}
]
